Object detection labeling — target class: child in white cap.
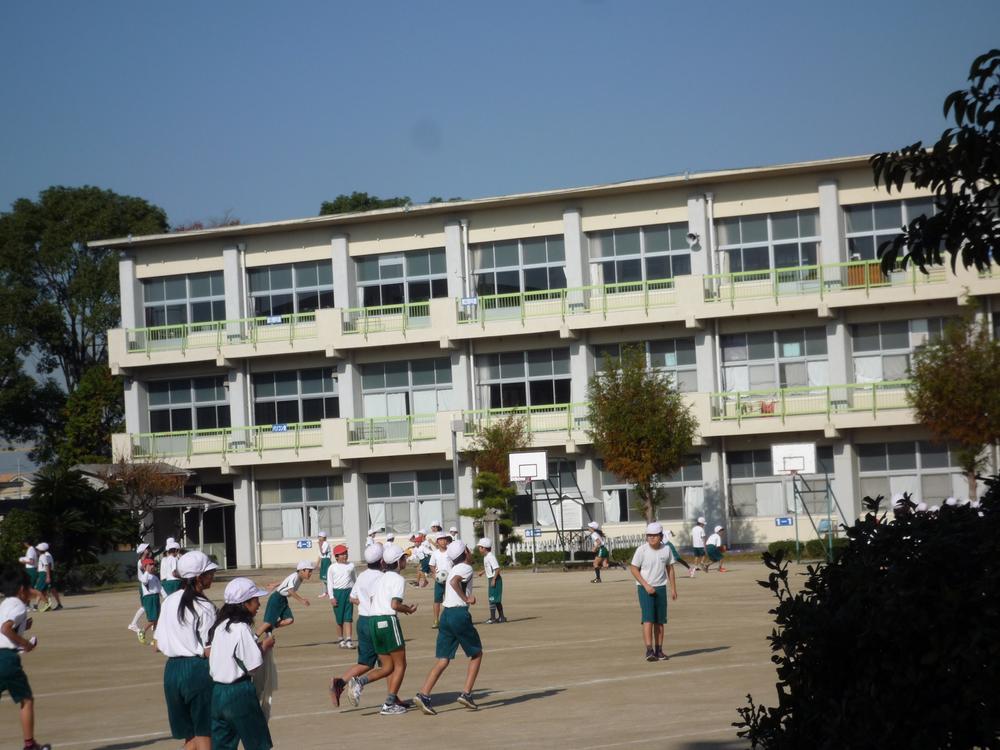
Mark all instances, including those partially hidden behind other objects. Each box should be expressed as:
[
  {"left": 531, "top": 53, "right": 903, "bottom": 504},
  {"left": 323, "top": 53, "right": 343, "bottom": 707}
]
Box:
[
  {"left": 414, "top": 540, "right": 483, "bottom": 715},
  {"left": 430, "top": 531, "right": 454, "bottom": 628},
  {"left": 127, "top": 543, "right": 153, "bottom": 637},
  {"left": 154, "top": 550, "right": 218, "bottom": 749},
  {"left": 476, "top": 538, "right": 506, "bottom": 624},
  {"left": 365, "top": 528, "right": 378, "bottom": 548},
  {"left": 208, "top": 577, "right": 274, "bottom": 750},
  {"left": 316, "top": 532, "right": 332, "bottom": 599},
  {"left": 588, "top": 521, "right": 609, "bottom": 582},
  {"left": 160, "top": 540, "right": 183, "bottom": 596},
  {"left": 629, "top": 522, "right": 678, "bottom": 662},
  {"left": 416, "top": 530, "right": 433, "bottom": 588},
  {"left": 138, "top": 557, "right": 162, "bottom": 646},
  {"left": 33, "top": 544, "right": 61, "bottom": 612},
  {"left": 330, "top": 542, "right": 383, "bottom": 707},
  {"left": 347, "top": 543, "right": 418, "bottom": 715},
  {"left": 705, "top": 526, "right": 728, "bottom": 573},
  {"left": 327, "top": 545, "right": 356, "bottom": 648},
  {"left": 691, "top": 517, "right": 707, "bottom": 575},
  {"left": 260, "top": 561, "right": 313, "bottom": 636},
  {"left": 449, "top": 525, "right": 460, "bottom": 543}
]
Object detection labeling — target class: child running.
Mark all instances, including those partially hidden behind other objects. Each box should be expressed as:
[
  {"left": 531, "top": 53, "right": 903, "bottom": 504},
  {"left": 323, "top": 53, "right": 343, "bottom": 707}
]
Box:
[
  {"left": 155, "top": 550, "right": 218, "bottom": 750},
  {"left": 330, "top": 543, "right": 383, "bottom": 707},
  {"left": 629, "top": 522, "right": 678, "bottom": 662},
  {"left": 160, "top": 540, "right": 183, "bottom": 596},
  {"left": 0, "top": 566, "right": 51, "bottom": 750},
  {"left": 138, "top": 556, "right": 162, "bottom": 646},
  {"left": 260, "top": 561, "right": 313, "bottom": 636},
  {"left": 347, "top": 543, "right": 418, "bottom": 715},
  {"left": 327, "top": 544, "right": 356, "bottom": 649},
  {"left": 208, "top": 577, "right": 274, "bottom": 750},
  {"left": 705, "top": 525, "right": 728, "bottom": 573},
  {"left": 429, "top": 531, "right": 454, "bottom": 629},
  {"left": 316, "top": 532, "right": 332, "bottom": 599},
  {"left": 415, "top": 531, "right": 432, "bottom": 588},
  {"left": 413, "top": 540, "right": 483, "bottom": 715},
  {"left": 664, "top": 530, "right": 694, "bottom": 576},
  {"left": 33, "top": 544, "right": 62, "bottom": 612},
  {"left": 477, "top": 537, "right": 507, "bottom": 624},
  {"left": 127, "top": 543, "right": 153, "bottom": 636},
  {"left": 588, "top": 521, "right": 610, "bottom": 582}
]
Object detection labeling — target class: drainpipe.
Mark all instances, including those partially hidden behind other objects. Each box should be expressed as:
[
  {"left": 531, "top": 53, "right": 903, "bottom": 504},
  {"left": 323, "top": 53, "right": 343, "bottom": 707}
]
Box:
[
  {"left": 705, "top": 192, "right": 717, "bottom": 276},
  {"left": 461, "top": 219, "right": 478, "bottom": 411}
]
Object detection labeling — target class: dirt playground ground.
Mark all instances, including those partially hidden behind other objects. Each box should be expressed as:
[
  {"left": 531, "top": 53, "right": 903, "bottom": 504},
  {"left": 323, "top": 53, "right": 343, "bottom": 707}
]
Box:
[{"left": 0, "top": 558, "right": 788, "bottom": 749}]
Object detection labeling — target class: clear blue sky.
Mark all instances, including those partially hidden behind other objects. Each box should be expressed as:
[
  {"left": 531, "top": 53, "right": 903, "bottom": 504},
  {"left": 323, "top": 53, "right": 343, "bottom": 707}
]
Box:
[{"left": 1, "top": 1, "right": 998, "bottom": 228}]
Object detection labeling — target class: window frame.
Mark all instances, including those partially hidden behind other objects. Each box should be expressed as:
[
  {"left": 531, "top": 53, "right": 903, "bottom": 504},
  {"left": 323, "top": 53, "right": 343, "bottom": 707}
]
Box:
[
  {"left": 843, "top": 198, "right": 937, "bottom": 262},
  {"left": 143, "top": 272, "right": 226, "bottom": 328},
  {"left": 593, "top": 338, "right": 698, "bottom": 393},
  {"left": 257, "top": 476, "right": 345, "bottom": 541},
  {"left": 148, "top": 376, "right": 230, "bottom": 432},
  {"left": 716, "top": 210, "right": 820, "bottom": 274},
  {"left": 248, "top": 261, "right": 335, "bottom": 318},
  {"left": 252, "top": 367, "right": 339, "bottom": 426},
  {"left": 720, "top": 327, "right": 829, "bottom": 392},
  {"left": 356, "top": 248, "right": 447, "bottom": 308},
  {"left": 586, "top": 222, "right": 691, "bottom": 287},
  {"left": 476, "top": 347, "right": 572, "bottom": 409},
  {"left": 365, "top": 469, "right": 456, "bottom": 534},
  {"left": 471, "top": 235, "right": 567, "bottom": 298}
]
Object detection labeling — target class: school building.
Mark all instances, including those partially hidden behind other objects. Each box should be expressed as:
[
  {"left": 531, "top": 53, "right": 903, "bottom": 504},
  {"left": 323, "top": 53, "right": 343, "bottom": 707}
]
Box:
[{"left": 94, "top": 154, "right": 999, "bottom": 567}]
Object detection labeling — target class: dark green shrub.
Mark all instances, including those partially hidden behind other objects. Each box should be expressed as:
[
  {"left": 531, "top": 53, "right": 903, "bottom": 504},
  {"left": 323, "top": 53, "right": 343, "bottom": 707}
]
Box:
[
  {"left": 737, "top": 483, "right": 1000, "bottom": 748},
  {"left": 767, "top": 540, "right": 798, "bottom": 558},
  {"left": 803, "top": 538, "right": 826, "bottom": 559},
  {"left": 60, "top": 562, "right": 121, "bottom": 592}
]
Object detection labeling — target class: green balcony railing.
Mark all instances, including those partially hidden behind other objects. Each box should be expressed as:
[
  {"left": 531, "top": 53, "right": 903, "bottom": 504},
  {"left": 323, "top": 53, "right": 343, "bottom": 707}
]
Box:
[
  {"left": 346, "top": 414, "right": 437, "bottom": 447},
  {"left": 462, "top": 402, "right": 591, "bottom": 436},
  {"left": 341, "top": 301, "right": 432, "bottom": 336},
  {"left": 702, "top": 260, "right": 946, "bottom": 307},
  {"left": 457, "top": 278, "right": 676, "bottom": 327},
  {"left": 126, "top": 311, "right": 319, "bottom": 354},
  {"left": 130, "top": 421, "right": 323, "bottom": 459},
  {"left": 710, "top": 380, "right": 911, "bottom": 424}
]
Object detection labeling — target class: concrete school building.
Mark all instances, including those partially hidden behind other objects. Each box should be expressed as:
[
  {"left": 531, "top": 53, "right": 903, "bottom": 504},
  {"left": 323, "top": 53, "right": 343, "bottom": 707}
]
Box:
[{"left": 94, "top": 154, "right": 1000, "bottom": 568}]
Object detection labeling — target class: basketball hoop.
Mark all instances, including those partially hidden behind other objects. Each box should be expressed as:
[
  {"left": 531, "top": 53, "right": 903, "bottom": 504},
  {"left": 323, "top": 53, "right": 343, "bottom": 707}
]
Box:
[{"left": 509, "top": 451, "right": 548, "bottom": 572}]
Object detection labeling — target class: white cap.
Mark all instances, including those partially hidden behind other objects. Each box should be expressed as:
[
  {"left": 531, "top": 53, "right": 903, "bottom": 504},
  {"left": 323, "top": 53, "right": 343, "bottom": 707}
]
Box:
[
  {"left": 364, "top": 543, "right": 384, "bottom": 564},
  {"left": 418, "top": 528, "right": 427, "bottom": 535},
  {"left": 714, "top": 525, "right": 724, "bottom": 532},
  {"left": 971, "top": 500, "right": 981, "bottom": 509},
  {"left": 645, "top": 522, "right": 663, "bottom": 535},
  {"left": 477, "top": 537, "right": 492, "bottom": 549},
  {"left": 945, "top": 497, "right": 958, "bottom": 506},
  {"left": 386, "top": 533, "right": 395, "bottom": 541},
  {"left": 36, "top": 542, "right": 49, "bottom": 552},
  {"left": 223, "top": 577, "right": 268, "bottom": 605},
  {"left": 587, "top": 521, "right": 599, "bottom": 530},
  {"left": 166, "top": 537, "right": 176, "bottom": 545},
  {"left": 137, "top": 543, "right": 150, "bottom": 554},
  {"left": 177, "top": 550, "right": 218, "bottom": 579},
  {"left": 382, "top": 543, "right": 405, "bottom": 565},
  {"left": 296, "top": 560, "right": 314, "bottom": 571},
  {"left": 891, "top": 494, "right": 905, "bottom": 508},
  {"left": 165, "top": 540, "right": 181, "bottom": 551},
  {"left": 929, "top": 505, "right": 941, "bottom": 513},
  {"left": 317, "top": 531, "right": 327, "bottom": 537},
  {"left": 436, "top": 530, "right": 453, "bottom": 540},
  {"left": 449, "top": 526, "right": 459, "bottom": 534},
  {"left": 697, "top": 516, "right": 706, "bottom": 524},
  {"left": 447, "top": 540, "right": 468, "bottom": 561},
  {"left": 916, "top": 502, "right": 929, "bottom": 512},
  {"left": 431, "top": 520, "right": 442, "bottom": 528},
  {"left": 367, "top": 527, "right": 377, "bottom": 536}
]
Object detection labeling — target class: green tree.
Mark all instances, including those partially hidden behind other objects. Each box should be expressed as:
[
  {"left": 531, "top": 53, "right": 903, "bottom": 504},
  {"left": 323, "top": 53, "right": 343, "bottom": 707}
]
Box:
[
  {"left": 906, "top": 309, "right": 1000, "bottom": 497},
  {"left": 466, "top": 415, "right": 529, "bottom": 484},
  {"left": 427, "top": 196, "right": 463, "bottom": 203},
  {"left": 871, "top": 49, "right": 1000, "bottom": 272},
  {"left": 587, "top": 344, "right": 698, "bottom": 522},
  {"left": 459, "top": 471, "right": 518, "bottom": 552},
  {"left": 57, "top": 364, "right": 125, "bottom": 465},
  {"left": 319, "top": 192, "right": 411, "bottom": 216}
]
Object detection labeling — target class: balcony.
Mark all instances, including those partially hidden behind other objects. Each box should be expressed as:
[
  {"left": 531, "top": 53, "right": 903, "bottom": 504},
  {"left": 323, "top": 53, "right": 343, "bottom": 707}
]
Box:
[
  {"left": 346, "top": 414, "right": 438, "bottom": 447},
  {"left": 462, "top": 403, "right": 592, "bottom": 446},
  {"left": 341, "top": 301, "right": 433, "bottom": 337},
  {"left": 128, "top": 421, "right": 325, "bottom": 460},
  {"left": 125, "top": 311, "right": 320, "bottom": 355}
]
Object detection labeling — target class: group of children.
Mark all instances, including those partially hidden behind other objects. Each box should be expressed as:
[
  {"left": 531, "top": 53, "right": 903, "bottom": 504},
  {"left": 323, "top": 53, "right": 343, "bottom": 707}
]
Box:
[{"left": 18, "top": 542, "right": 63, "bottom": 613}]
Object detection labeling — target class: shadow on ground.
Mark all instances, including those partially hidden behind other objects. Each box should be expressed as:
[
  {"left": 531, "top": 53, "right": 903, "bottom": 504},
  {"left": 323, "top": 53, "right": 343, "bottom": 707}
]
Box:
[
  {"left": 92, "top": 736, "right": 172, "bottom": 750},
  {"left": 670, "top": 646, "right": 730, "bottom": 658}
]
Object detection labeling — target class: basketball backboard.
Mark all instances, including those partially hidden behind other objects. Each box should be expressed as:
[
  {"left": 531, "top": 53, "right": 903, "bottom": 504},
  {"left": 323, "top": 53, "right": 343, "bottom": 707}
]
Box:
[
  {"left": 509, "top": 450, "right": 549, "bottom": 482},
  {"left": 771, "top": 442, "right": 817, "bottom": 476}
]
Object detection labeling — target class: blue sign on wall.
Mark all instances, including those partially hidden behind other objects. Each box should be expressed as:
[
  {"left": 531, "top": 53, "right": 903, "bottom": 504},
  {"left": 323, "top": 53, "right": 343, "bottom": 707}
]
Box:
[
  {"left": 272, "top": 423, "right": 289, "bottom": 433},
  {"left": 775, "top": 517, "right": 794, "bottom": 527},
  {"left": 296, "top": 539, "right": 312, "bottom": 549}
]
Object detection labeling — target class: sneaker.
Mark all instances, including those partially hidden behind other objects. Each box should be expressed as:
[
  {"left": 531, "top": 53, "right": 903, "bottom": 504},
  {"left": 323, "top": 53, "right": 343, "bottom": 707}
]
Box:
[
  {"left": 337, "top": 639, "right": 346, "bottom": 649},
  {"left": 137, "top": 630, "right": 147, "bottom": 645},
  {"left": 397, "top": 697, "right": 414, "bottom": 710},
  {"left": 38, "top": 602, "right": 51, "bottom": 613},
  {"left": 347, "top": 677, "right": 363, "bottom": 707},
  {"left": 688, "top": 567, "right": 697, "bottom": 578},
  {"left": 414, "top": 693, "right": 437, "bottom": 715},
  {"left": 457, "top": 692, "right": 479, "bottom": 710},
  {"left": 719, "top": 567, "right": 728, "bottom": 573},
  {"left": 498, "top": 616, "right": 508, "bottom": 623},
  {"left": 25, "top": 742, "right": 52, "bottom": 750},
  {"left": 380, "top": 702, "right": 407, "bottom": 715},
  {"left": 344, "top": 639, "right": 355, "bottom": 649},
  {"left": 590, "top": 578, "right": 599, "bottom": 583},
  {"left": 53, "top": 604, "right": 63, "bottom": 611},
  {"left": 127, "top": 624, "right": 140, "bottom": 633},
  {"left": 330, "top": 677, "right": 346, "bottom": 707},
  {"left": 655, "top": 649, "right": 669, "bottom": 661},
  {"left": 318, "top": 592, "right": 328, "bottom": 599},
  {"left": 645, "top": 648, "right": 657, "bottom": 662},
  {"left": 431, "top": 621, "right": 438, "bottom": 629},
  {"left": 483, "top": 618, "right": 496, "bottom": 625}
]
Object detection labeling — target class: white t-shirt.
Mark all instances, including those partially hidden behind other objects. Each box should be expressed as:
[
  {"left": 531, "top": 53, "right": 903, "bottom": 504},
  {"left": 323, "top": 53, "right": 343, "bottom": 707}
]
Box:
[
  {"left": 349, "top": 569, "right": 383, "bottom": 618},
  {"left": 139, "top": 569, "right": 162, "bottom": 596},
  {"left": 275, "top": 572, "right": 301, "bottom": 597},
  {"left": 0, "top": 597, "right": 28, "bottom": 650},
  {"left": 483, "top": 552, "right": 500, "bottom": 579},
  {"left": 209, "top": 619, "right": 263, "bottom": 684},
  {"left": 443, "top": 563, "right": 474, "bottom": 608},
  {"left": 431, "top": 548, "right": 453, "bottom": 573},
  {"left": 419, "top": 539, "right": 435, "bottom": 558},
  {"left": 630, "top": 543, "right": 675, "bottom": 587},
  {"left": 24, "top": 546, "right": 37, "bottom": 568},
  {"left": 155, "top": 590, "right": 216, "bottom": 657},
  {"left": 365, "top": 536, "right": 375, "bottom": 548},
  {"left": 319, "top": 541, "right": 331, "bottom": 560},
  {"left": 371, "top": 570, "right": 406, "bottom": 616},
  {"left": 326, "top": 561, "right": 355, "bottom": 595},
  {"left": 692, "top": 525, "right": 706, "bottom": 548},
  {"left": 707, "top": 533, "right": 722, "bottom": 548},
  {"left": 37, "top": 552, "right": 53, "bottom": 573},
  {"left": 591, "top": 531, "right": 606, "bottom": 548},
  {"left": 160, "top": 555, "right": 179, "bottom": 582},
  {"left": 411, "top": 545, "right": 426, "bottom": 561}
]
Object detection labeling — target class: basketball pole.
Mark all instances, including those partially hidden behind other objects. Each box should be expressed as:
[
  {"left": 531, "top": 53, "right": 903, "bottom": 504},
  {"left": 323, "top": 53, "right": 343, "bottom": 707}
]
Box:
[
  {"left": 526, "top": 475, "right": 537, "bottom": 572},
  {"left": 792, "top": 471, "right": 801, "bottom": 564}
]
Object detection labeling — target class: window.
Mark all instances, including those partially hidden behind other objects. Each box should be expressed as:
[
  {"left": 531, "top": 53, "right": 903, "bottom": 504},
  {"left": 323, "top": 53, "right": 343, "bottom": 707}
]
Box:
[
  {"left": 258, "top": 476, "right": 343, "bottom": 540},
  {"left": 477, "top": 348, "right": 571, "bottom": 409},
  {"left": 356, "top": 249, "right": 447, "bottom": 308},
  {"left": 587, "top": 223, "right": 691, "bottom": 286},
  {"left": 857, "top": 441, "right": 963, "bottom": 505},
  {"left": 248, "top": 261, "right": 334, "bottom": 317},
  {"left": 361, "top": 358, "right": 453, "bottom": 420},
  {"left": 851, "top": 318, "right": 947, "bottom": 383},
  {"left": 599, "top": 455, "right": 703, "bottom": 522},
  {"left": 843, "top": 198, "right": 936, "bottom": 261},
  {"left": 148, "top": 376, "right": 230, "bottom": 432},
  {"left": 143, "top": 272, "right": 226, "bottom": 327},
  {"left": 593, "top": 338, "right": 697, "bottom": 392},
  {"left": 366, "top": 469, "right": 455, "bottom": 534},
  {"left": 721, "top": 327, "right": 828, "bottom": 392},
  {"left": 727, "top": 446, "right": 833, "bottom": 517},
  {"left": 717, "top": 210, "right": 819, "bottom": 273},
  {"left": 473, "top": 235, "right": 566, "bottom": 297},
  {"left": 253, "top": 368, "right": 339, "bottom": 426}
]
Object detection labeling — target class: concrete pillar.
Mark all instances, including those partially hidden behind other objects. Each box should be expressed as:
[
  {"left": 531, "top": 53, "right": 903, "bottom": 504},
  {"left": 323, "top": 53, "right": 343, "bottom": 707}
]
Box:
[
  {"left": 827, "top": 315, "right": 853, "bottom": 385},
  {"left": 228, "top": 368, "right": 250, "bottom": 427},
  {"left": 832, "top": 440, "right": 859, "bottom": 521},
  {"left": 563, "top": 208, "right": 587, "bottom": 288},
  {"left": 222, "top": 245, "right": 246, "bottom": 321},
  {"left": 818, "top": 179, "right": 842, "bottom": 265},
  {"left": 338, "top": 355, "right": 360, "bottom": 420},
  {"left": 118, "top": 252, "right": 143, "bottom": 329},
  {"left": 331, "top": 233, "right": 355, "bottom": 310},
  {"left": 701, "top": 446, "right": 726, "bottom": 524},
  {"left": 694, "top": 329, "right": 717, "bottom": 393},
  {"left": 123, "top": 377, "right": 147, "bottom": 435},
  {"left": 686, "top": 194, "right": 711, "bottom": 275},
  {"left": 342, "top": 467, "right": 366, "bottom": 560},
  {"left": 451, "top": 348, "right": 472, "bottom": 412},
  {"left": 444, "top": 220, "right": 466, "bottom": 298},
  {"left": 232, "top": 475, "right": 256, "bottom": 568},
  {"left": 568, "top": 338, "right": 591, "bottom": 404},
  {"left": 457, "top": 463, "right": 475, "bottom": 542}
]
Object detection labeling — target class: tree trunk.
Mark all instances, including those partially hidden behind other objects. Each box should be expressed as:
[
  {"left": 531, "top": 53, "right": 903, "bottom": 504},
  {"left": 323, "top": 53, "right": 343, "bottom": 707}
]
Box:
[
  {"left": 639, "top": 481, "right": 656, "bottom": 522},
  {"left": 968, "top": 470, "right": 978, "bottom": 501}
]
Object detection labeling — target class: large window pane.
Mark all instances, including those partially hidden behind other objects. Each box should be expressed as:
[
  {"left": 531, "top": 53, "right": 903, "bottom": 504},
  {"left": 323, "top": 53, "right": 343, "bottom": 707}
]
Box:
[
  {"left": 858, "top": 444, "right": 887, "bottom": 472},
  {"left": 881, "top": 321, "right": 909, "bottom": 350},
  {"left": 887, "top": 442, "right": 917, "bottom": 471},
  {"left": 874, "top": 202, "right": 903, "bottom": 230},
  {"left": 741, "top": 216, "right": 767, "bottom": 243},
  {"left": 615, "top": 229, "right": 641, "bottom": 256}
]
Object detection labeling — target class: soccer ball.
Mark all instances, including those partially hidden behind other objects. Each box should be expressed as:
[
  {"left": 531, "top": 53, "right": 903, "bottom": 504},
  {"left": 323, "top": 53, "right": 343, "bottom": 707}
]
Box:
[{"left": 435, "top": 569, "right": 449, "bottom": 584}]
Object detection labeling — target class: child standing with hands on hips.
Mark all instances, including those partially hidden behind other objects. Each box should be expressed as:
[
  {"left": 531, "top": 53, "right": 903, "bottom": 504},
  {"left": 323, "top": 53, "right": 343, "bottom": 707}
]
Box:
[{"left": 327, "top": 545, "right": 356, "bottom": 648}]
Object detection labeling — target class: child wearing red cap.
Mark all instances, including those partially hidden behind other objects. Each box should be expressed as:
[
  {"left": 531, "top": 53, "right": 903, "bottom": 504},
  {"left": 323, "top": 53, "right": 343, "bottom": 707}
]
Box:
[
  {"left": 326, "top": 545, "right": 356, "bottom": 648},
  {"left": 138, "top": 557, "right": 162, "bottom": 647}
]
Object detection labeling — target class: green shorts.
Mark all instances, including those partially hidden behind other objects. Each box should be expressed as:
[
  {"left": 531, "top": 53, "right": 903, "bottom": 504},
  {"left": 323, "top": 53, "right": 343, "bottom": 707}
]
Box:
[
  {"left": 356, "top": 616, "right": 378, "bottom": 668},
  {"left": 693, "top": 546, "right": 706, "bottom": 556},
  {"left": 0, "top": 649, "right": 32, "bottom": 703},
  {"left": 164, "top": 656, "right": 213, "bottom": 739},
  {"left": 369, "top": 615, "right": 405, "bottom": 654},
  {"left": 707, "top": 544, "right": 723, "bottom": 562},
  {"left": 488, "top": 576, "right": 503, "bottom": 605},
  {"left": 211, "top": 679, "right": 273, "bottom": 750},
  {"left": 319, "top": 558, "right": 332, "bottom": 582},
  {"left": 262, "top": 593, "right": 292, "bottom": 627},
  {"left": 34, "top": 570, "right": 49, "bottom": 592},
  {"left": 637, "top": 585, "right": 668, "bottom": 624},
  {"left": 597, "top": 546, "right": 610, "bottom": 559},
  {"left": 436, "top": 606, "right": 483, "bottom": 660},
  {"left": 162, "top": 579, "right": 182, "bottom": 596},
  {"left": 332, "top": 588, "right": 354, "bottom": 625},
  {"left": 420, "top": 557, "right": 431, "bottom": 574},
  {"left": 142, "top": 592, "right": 161, "bottom": 622},
  {"left": 433, "top": 580, "right": 446, "bottom": 604}
]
